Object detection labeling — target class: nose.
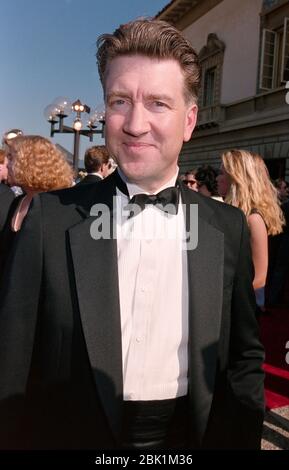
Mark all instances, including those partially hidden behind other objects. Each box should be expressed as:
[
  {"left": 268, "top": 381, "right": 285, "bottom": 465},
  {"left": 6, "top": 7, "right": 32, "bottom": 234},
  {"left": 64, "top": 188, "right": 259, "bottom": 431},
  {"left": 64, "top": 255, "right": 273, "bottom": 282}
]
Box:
[{"left": 123, "top": 103, "right": 150, "bottom": 137}]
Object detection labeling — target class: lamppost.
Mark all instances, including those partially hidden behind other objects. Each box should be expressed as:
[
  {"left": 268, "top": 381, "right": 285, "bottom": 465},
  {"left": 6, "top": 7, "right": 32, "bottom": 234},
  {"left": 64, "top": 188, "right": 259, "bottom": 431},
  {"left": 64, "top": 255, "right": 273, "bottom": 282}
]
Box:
[{"left": 44, "top": 97, "right": 105, "bottom": 171}]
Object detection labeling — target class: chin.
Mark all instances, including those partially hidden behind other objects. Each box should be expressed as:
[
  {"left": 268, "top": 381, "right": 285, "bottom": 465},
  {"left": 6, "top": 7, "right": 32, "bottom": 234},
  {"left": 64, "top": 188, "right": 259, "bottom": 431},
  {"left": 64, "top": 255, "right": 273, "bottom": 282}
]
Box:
[{"left": 121, "top": 164, "right": 149, "bottom": 182}]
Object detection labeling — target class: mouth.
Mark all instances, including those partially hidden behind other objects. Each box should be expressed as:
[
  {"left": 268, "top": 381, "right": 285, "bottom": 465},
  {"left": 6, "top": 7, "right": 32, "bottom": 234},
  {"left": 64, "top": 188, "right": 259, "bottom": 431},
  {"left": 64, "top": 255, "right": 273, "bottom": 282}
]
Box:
[{"left": 123, "top": 142, "right": 153, "bottom": 149}]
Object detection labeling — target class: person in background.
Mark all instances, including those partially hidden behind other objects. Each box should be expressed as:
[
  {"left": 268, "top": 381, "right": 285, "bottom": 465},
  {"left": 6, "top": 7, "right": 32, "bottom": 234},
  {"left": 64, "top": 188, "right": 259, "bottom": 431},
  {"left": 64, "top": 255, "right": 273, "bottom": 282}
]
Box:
[
  {"left": 2, "top": 129, "right": 24, "bottom": 197},
  {"left": 5, "top": 135, "right": 74, "bottom": 231},
  {"left": 217, "top": 149, "right": 284, "bottom": 309},
  {"left": 267, "top": 193, "right": 289, "bottom": 306},
  {"left": 0, "top": 149, "right": 14, "bottom": 231},
  {"left": 182, "top": 169, "right": 198, "bottom": 191},
  {"left": 274, "top": 178, "right": 289, "bottom": 203},
  {"left": 77, "top": 145, "right": 111, "bottom": 185},
  {"left": 0, "top": 135, "right": 74, "bottom": 280},
  {"left": 0, "top": 19, "right": 264, "bottom": 450},
  {"left": 195, "top": 164, "right": 223, "bottom": 201},
  {"left": 107, "top": 156, "right": 118, "bottom": 175}
]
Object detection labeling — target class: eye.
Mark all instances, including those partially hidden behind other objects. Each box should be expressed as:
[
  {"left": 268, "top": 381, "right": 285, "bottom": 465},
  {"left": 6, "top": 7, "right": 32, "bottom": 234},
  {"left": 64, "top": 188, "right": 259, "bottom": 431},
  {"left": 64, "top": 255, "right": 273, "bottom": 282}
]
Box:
[
  {"left": 107, "top": 97, "right": 127, "bottom": 108},
  {"left": 114, "top": 99, "right": 125, "bottom": 105},
  {"left": 148, "top": 100, "right": 170, "bottom": 112},
  {"left": 153, "top": 101, "right": 169, "bottom": 109},
  {"left": 109, "top": 99, "right": 125, "bottom": 107}
]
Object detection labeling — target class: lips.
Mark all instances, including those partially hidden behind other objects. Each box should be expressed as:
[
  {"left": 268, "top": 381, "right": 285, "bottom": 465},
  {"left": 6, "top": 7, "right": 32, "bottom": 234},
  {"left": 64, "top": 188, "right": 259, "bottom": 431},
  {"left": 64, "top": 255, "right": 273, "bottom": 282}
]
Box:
[{"left": 123, "top": 142, "right": 153, "bottom": 148}]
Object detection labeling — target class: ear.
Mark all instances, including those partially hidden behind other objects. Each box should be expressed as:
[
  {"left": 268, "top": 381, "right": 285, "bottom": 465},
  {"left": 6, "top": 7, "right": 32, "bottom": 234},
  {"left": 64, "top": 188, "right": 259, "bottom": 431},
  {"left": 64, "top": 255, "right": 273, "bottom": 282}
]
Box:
[{"left": 183, "top": 104, "right": 198, "bottom": 142}]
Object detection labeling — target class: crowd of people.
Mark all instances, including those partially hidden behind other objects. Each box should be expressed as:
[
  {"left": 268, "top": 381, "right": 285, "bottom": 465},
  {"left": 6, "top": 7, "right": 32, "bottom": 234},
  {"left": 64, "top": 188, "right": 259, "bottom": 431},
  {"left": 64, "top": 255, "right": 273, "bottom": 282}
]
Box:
[{"left": 0, "top": 17, "right": 287, "bottom": 451}]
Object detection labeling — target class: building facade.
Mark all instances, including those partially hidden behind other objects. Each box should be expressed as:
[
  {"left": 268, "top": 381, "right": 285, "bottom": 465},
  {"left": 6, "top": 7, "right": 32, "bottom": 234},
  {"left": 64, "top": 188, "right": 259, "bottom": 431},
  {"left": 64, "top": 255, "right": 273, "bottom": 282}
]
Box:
[{"left": 156, "top": 0, "right": 289, "bottom": 177}]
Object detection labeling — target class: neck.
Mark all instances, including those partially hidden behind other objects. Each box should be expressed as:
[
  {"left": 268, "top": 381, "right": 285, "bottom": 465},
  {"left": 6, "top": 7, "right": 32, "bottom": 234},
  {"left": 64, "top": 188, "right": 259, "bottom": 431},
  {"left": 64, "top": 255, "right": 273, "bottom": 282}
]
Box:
[{"left": 118, "top": 168, "right": 179, "bottom": 194}]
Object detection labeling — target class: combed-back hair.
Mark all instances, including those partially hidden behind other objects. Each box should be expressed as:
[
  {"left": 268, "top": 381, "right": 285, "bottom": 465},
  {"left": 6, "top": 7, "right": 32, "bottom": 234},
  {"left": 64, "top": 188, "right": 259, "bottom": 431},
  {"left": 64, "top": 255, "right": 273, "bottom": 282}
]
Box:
[
  {"left": 6, "top": 135, "right": 74, "bottom": 191},
  {"left": 96, "top": 18, "right": 200, "bottom": 103},
  {"left": 84, "top": 145, "right": 110, "bottom": 173},
  {"left": 221, "top": 149, "right": 284, "bottom": 235}
]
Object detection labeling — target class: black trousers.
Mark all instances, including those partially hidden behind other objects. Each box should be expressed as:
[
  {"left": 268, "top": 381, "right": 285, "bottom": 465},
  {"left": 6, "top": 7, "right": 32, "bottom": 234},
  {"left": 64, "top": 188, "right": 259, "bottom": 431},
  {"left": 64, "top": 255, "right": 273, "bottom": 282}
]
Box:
[{"left": 121, "top": 395, "right": 189, "bottom": 449}]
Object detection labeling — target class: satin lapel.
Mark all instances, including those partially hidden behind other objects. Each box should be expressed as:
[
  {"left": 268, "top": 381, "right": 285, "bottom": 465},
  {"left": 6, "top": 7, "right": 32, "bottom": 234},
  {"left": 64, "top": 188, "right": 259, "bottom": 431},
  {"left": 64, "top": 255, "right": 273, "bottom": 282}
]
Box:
[
  {"left": 68, "top": 182, "right": 123, "bottom": 442},
  {"left": 181, "top": 185, "right": 224, "bottom": 445}
]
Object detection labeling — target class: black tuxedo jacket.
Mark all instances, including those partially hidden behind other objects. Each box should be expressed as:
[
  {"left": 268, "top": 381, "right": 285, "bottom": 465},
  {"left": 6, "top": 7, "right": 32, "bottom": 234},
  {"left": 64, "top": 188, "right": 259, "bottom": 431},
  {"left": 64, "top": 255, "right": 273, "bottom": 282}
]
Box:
[
  {"left": 77, "top": 174, "right": 102, "bottom": 186},
  {"left": 0, "top": 172, "right": 264, "bottom": 449},
  {"left": 0, "top": 183, "right": 14, "bottom": 231}
]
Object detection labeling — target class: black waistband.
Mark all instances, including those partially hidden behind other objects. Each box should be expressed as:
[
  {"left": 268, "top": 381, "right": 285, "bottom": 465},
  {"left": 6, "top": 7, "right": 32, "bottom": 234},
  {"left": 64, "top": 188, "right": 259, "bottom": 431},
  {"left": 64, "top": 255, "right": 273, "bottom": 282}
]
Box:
[{"left": 121, "top": 395, "right": 189, "bottom": 449}]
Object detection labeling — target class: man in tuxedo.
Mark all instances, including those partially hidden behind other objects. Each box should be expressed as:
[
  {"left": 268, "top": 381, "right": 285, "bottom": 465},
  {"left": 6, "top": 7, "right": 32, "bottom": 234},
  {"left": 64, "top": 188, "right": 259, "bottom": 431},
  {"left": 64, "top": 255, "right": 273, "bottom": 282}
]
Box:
[
  {"left": 0, "top": 149, "right": 14, "bottom": 231},
  {"left": 0, "top": 19, "right": 264, "bottom": 449},
  {"left": 77, "top": 145, "right": 111, "bottom": 185}
]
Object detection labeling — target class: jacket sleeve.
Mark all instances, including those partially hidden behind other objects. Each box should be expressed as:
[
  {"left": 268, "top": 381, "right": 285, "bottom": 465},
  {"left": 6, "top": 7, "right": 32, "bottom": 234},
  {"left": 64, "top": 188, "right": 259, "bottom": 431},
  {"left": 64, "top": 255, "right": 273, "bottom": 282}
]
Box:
[
  {"left": 227, "top": 210, "right": 265, "bottom": 448},
  {"left": 0, "top": 195, "right": 43, "bottom": 447}
]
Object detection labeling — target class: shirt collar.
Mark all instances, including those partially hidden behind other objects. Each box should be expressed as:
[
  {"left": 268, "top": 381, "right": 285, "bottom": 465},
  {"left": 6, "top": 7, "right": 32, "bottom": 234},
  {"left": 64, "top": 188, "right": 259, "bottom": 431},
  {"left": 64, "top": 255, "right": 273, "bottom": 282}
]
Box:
[
  {"left": 87, "top": 172, "right": 103, "bottom": 179},
  {"left": 117, "top": 167, "right": 179, "bottom": 199}
]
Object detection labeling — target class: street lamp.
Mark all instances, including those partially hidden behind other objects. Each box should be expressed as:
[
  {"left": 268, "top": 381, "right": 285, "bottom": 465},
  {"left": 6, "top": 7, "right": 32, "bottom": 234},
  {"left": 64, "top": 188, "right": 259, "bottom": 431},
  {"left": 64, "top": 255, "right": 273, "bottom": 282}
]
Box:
[{"left": 44, "top": 97, "right": 105, "bottom": 171}]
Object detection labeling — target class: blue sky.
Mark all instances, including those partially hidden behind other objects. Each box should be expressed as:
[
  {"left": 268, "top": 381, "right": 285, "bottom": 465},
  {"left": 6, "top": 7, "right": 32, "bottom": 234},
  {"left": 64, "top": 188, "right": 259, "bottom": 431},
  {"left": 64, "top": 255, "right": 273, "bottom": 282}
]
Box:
[{"left": 0, "top": 0, "right": 168, "bottom": 161}]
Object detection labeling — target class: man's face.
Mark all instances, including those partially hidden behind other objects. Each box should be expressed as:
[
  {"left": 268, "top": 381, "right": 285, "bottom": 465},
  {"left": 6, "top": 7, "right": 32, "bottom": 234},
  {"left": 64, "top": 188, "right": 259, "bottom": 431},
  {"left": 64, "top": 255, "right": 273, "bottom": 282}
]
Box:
[
  {"left": 279, "top": 181, "right": 288, "bottom": 199},
  {"left": 217, "top": 164, "right": 230, "bottom": 198},
  {"left": 0, "top": 157, "right": 8, "bottom": 182},
  {"left": 104, "top": 55, "right": 197, "bottom": 191},
  {"left": 183, "top": 174, "right": 198, "bottom": 191}
]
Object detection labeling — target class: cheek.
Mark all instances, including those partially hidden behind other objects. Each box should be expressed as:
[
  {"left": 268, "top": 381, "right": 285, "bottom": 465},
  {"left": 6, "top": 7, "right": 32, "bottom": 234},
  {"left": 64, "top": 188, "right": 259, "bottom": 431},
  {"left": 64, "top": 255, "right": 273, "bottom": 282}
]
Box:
[{"left": 105, "top": 116, "right": 124, "bottom": 140}]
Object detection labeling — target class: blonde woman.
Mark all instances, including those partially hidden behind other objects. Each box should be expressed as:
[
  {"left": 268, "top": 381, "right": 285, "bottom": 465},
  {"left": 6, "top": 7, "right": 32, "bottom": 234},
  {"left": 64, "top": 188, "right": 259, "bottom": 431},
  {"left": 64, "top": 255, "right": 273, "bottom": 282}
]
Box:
[
  {"left": 0, "top": 135, "right": 74, "bottom": 278},
  {"left": 217, "top": 149, "right": 284, "bottom": 305}
]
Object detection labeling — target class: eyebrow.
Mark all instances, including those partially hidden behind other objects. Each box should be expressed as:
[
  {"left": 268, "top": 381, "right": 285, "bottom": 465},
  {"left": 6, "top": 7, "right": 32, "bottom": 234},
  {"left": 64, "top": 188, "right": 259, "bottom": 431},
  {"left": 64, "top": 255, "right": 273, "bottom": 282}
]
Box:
[
  {"left": 146, "top": 94, "right": 174, "bottom": 104},
  {"left": 106, "top": 91, "right": 174, "bottom": 105},
  {"left": 106, "top": 91, "right": 130, "bottom": 101}
]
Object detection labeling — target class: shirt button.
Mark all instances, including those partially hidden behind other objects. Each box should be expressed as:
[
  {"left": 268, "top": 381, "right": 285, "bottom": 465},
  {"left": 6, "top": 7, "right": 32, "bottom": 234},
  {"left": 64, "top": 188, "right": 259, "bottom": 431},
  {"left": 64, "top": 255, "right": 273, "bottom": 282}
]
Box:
[
  {"left": 140, "top": 287, "right": 146, "bottom": 293},
  {"left": 136, "top": 337, "right": 141, "bottom": 343}
]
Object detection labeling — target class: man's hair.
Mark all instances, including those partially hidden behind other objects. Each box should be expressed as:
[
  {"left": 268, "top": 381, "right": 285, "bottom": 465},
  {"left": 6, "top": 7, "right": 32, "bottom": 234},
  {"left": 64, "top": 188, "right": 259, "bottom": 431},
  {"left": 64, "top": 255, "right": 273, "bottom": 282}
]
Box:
[
  {"left": 195, "top": 164, "right": 219, "bottom": 196},
  {"left": 96, "top": 18, "right": 200, "bottom": 103},
  {"left": 84, "top": 145, "right": 110, "bottom": 173},
  {"left": 185, "top": 168, "right": 197, "bottom": 177}
]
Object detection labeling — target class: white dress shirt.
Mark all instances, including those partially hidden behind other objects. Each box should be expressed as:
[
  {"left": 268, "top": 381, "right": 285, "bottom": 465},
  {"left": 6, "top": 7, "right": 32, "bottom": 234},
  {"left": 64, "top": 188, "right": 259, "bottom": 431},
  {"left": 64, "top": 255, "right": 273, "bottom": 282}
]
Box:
[
  {"left": 116, "top": 169, "right": 189, "bottom": 401},
  {"left": 88, "top": 172, "right": 103, "bottom": 179}
]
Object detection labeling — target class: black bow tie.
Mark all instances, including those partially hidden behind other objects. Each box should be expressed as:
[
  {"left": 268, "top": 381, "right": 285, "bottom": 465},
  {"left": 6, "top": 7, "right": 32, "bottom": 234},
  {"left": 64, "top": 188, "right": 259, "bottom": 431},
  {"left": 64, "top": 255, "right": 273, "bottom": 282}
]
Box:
[
  {"left": 128, "top": 186, "right": 179, "bottom": 215},
  {"left": 112, "top": 170, "right": 180, "bottom": 215}
]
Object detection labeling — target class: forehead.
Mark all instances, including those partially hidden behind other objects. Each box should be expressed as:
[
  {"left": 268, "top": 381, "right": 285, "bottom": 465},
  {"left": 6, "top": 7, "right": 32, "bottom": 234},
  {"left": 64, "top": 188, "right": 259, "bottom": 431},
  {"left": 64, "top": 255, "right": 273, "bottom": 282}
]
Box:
[{"left": 104, "top": 55, "right": 185, "bottom": 95}]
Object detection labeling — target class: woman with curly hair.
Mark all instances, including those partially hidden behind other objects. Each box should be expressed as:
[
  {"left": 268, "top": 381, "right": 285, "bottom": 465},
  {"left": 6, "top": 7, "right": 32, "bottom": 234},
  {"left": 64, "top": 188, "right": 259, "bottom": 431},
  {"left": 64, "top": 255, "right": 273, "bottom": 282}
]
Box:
[
  {"left": 5, "top": 135, "right": 74, "bottom": 230},
  {"left": 0, "top": 135, "right": 74, "bottom": 279},
  {"left": 217, "top": 149, "right": 284, "bottom": 306},
  {"left": 0, "top": 149, "right": 14, "bottom": 231}
]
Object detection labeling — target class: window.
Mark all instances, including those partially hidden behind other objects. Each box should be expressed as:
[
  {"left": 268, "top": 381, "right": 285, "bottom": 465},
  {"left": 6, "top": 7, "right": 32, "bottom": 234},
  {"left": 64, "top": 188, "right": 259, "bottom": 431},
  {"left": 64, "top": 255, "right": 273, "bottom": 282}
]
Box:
[
  {"left": 260, "top": 17, "right": 289, "bottom": 90},
  {"left": 198, "top": 33, "right": 225, "bottom": 113},
  {"left": 203, "top": 67, "right": 216, "bottom": 107},
  {"left": 281, "top": 17, "right": 289, "bottom": 82}
]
